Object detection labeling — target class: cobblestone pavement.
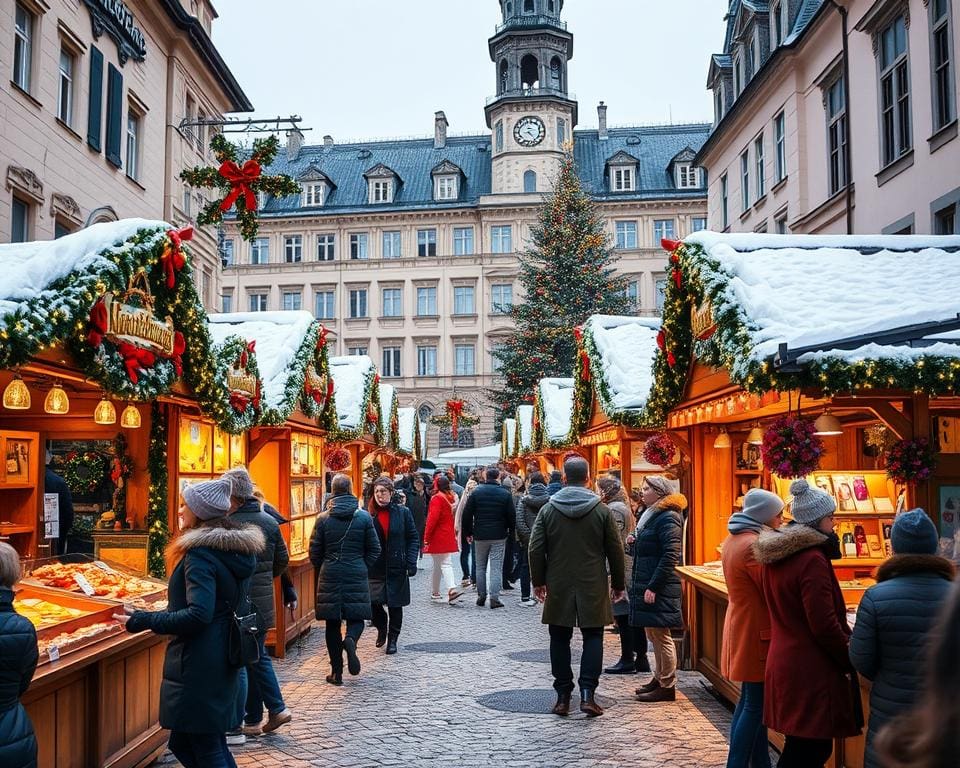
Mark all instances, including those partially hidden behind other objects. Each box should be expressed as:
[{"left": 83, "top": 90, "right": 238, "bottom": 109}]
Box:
[{"left": 173, "top": 569, "right": 744, "bottom": 767}]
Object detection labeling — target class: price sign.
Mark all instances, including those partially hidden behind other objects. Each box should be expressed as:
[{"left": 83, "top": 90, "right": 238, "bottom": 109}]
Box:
[
  {"left": 48, "top": 645, "right": 60, "bottom": 662},
  {"left": 43, "top": 494, "right": 60, "bottom": 540},
  {"left": 73, "top": 572, "right": 96, "bottom": 596},
  {"left": 93, "top": 560, "right": 116, "bottom": 574}
]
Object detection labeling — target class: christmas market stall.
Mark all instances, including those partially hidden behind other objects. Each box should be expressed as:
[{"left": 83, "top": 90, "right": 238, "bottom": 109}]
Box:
[
  {"left": 512, "top": 404, "right": 535, "bottom": 474},
  {"left": 501, "top": 418, "right": 517, "bottom": 467},
  {"left": 203, "top": 310, "right": 332, "bottom": 653},
  {"left": 652, "top": 232, "right": 960, "bottom": 768},
  {"left": 568, "top": 315, "right": 675, "bottom": 491},
  {"left": 530, "top": 377, "right": 575, "bottom": 474},
  {"left": 395, "top": 406, "right": 424, "bottom": 468},
  {"left": 0, "top": 219, "right": 229, "bottom": 768}
]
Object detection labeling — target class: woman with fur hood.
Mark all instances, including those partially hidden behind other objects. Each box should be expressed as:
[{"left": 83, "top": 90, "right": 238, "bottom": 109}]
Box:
[
  {"left": 116, "top": 477, "right": 264, "bottom": 768},
  {"left": 754, "top": 479, "right": 862, "bottom": 768},
  {"left": 627, "top": 475, "right": 686, "bottom": 702}
]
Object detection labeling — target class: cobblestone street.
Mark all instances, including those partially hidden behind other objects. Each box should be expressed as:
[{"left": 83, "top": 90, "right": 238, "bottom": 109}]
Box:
[{"left": 212, "top": 569, "right": 741, "bottom": 768}]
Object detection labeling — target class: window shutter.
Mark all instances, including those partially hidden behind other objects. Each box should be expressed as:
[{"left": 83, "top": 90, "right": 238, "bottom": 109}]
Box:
[
  {"left": 87, "top": 47, "right": 104, "bottom": 152},
  {"left": 105, "top": 63, "right": 123, "bottom": 167}
]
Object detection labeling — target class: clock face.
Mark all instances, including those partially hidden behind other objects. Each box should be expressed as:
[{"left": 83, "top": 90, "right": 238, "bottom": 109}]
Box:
[{"left": 513, "top": 116, "right": 546, "bottom": 147}]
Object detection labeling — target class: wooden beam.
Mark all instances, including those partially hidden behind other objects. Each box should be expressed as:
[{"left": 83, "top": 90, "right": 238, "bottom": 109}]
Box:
[
  {"left": 669, "top": 430, "right": 692, "bottom": 459},
  {"left": 247, "top": 426, "right": 289, "bottom": 460}
]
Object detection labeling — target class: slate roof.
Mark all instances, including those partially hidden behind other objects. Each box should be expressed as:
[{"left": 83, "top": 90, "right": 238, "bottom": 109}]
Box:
[{"left": 253, "top": 124, "right": 710, "bottom": 219}]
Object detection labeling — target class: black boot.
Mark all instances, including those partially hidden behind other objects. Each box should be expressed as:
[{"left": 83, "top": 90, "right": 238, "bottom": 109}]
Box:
[
  {"left": 604, "top": 657, "right": 638, "bottom": 675},
  {"left": 635, "top": 652, "right": 651, "bottom": 673},
  {"left": 551, "top": 691, "right": 571, "bottom": 716},
  {"left": 325, "top": 670, "right": 343, "bottom": 686},
  {"left": 579, "top": 689, "right": 603, "bottom": 717},
  {"left": 385, "top": 637, "right": 398, "bottom": 655},
  {"left": 375, "top": 627, "right": 387, "bottom": 648}
]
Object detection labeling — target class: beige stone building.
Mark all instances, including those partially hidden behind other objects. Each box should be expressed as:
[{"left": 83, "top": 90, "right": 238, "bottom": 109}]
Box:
[
  {"left": 0, "top": 0, "right": 251, "bottom": 308},
  {"left": 222, "top": 0, "right": 710, "bottom": 454}
]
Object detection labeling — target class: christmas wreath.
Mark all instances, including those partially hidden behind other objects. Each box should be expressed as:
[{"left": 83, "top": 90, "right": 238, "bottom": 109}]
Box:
[
  {"left": 62, "top": 451, "right": 109, "bottom": 495},
  {"left": 885, "top": 438, "right": 937, "bottom": 484},
  {"left": 325, "top": 447, "right": 351, "bottom": 472},
  {"left": 643, "top": 432, "right": 676, "bottom": 467},
  {"left": 760, "top": 415, "right": 824, "bottom": 478},
  {"left": 431, "top": 399, "right": 480, "bottom": 440},
  {"left": 180, "top": 134, "right": 300, "bottom": 242},
  {"left": 215, "top": 336, "right": 262, "bottom": 432}
]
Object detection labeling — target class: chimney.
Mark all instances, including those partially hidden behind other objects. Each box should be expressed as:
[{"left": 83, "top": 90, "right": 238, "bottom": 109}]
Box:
[
  {"left": 323, "top": 134, "right": 334, "bottom": 148},
  {"left": 434, "top": 110, "right": 449, "bottom": 149},
  {"left": 286, "top": 128, "right": 304, "bottom": 161},
  {"left": 598, "top": 101, "right": 608, "bottom": 140}
]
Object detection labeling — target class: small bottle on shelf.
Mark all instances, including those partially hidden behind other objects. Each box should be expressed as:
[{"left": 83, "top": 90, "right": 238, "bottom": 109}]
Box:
[{"left": 854, "top": 524, "right": 869, "bottom": 558}]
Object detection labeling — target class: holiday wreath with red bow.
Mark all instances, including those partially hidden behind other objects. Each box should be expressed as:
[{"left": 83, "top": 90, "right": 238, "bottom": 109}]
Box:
[
  {"left": 431, "top": 398, "right": 480, "bottom": 441},
  {"left": 217, "top": 336, "right": 263, "bottom": 432}
]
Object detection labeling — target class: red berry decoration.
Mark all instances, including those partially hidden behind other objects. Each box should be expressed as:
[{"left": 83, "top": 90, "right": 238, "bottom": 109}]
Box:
[{"left": 643, "top": 432, "right": 676, "bottom": 467}]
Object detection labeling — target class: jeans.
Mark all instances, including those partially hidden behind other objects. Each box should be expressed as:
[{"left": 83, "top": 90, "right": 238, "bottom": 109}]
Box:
[
  {"left": 430, "top": 553, "right": 456, "bottom": 595},
  {"left": 371, "top": 603, "right": 403, "bottom": 640},
  {"left": 168, "top": 731, "right": 237, "bottom": 768},
  {"left": 645, "top": 626, "right": 678, "bottom": 688},
  {"left": 459, "top": 530, "right": 473, "bottom": 581},
  {"left": 726, "top": 682, "right": 771, "bottom": 768},
  {"left": 777, "top": 736, "right": 833, "bottom": 767},
  {"left": 325, "top": 619, "right": 364, "bottom": 672},
  {"left": 244, "top": 633, "right": 286, "bottom": 726},
  {"left": 474, "top": 539, "right": 505, "bottom": 600},
  {"left": 516, "top": 544, "right": 531, "bottom": 599},
  {"left": 549, "top": 625, "right": 604, "bottom": 694},
  {"left": 232, "top": 668, "right": 247, "bottom": 731}
]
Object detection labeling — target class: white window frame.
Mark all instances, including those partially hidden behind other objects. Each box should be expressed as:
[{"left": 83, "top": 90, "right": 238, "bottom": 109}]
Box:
[
  {"left": 284, "top": 235, "right": 303, "bottom": 263},
  {"left": 754, "top": 135, "right": 766, "bottom": 199},
  {"left": 491, "top": 225, "right": 513, "bottom": 254},
  {"left": 655, "top": 278, "right": 667, "bottom": 313},
  {"left": 348, "top": 346, "right": 368, "bottom": 357},
  {"left": 350, "top": 232, "right": 369, "bottom": 260},
  {"left": 370, "top": 179, "right": 393, "bottom": 204},
  {"left": 126, "top": 107, "right": 142, "bottom": 182},
  {"left": 13, "top": 3, "right": 34, "bottom": 93},
  {"left": 349, "top": 289, "right": 368, "bottom": 318},
  {"left": 221, "top": 239, "right": 234, "bottom": 266},
  {"left": 303, "top": 183, "right": 325, "bottom": 207},
  {"left": 382, "top": 230, "right": 402, "bottom": 259},
  {"left": 775, "top": 211, "right": 789, "bottom": 234},
  {"left": 720, "top": 174, "right": 729, "bottom": 229},
  {"left": 615, "top": 220, "right": 638, "bottom": 249},
  {"left": 453, "top": 226, "right": 474, "bottom": 256},
  {"left": 676, "top": 163, "right": 701, "bottom": 189},
  {"left": 317, "top": 233, "right": 335, "bottom": 261},
  {"left": 417, "top": 286, "right": 438, "bottom": 316},
  {"left": 774, "top": 112, "right": 786, "bottom": 182},
  {"left": 382, "top": 287, "right": 403, "bottom": 317},
  {"left": 382, "top": 347, "right": 402, "bottom": 378},
  {"left": 771, "top": 1, "right": 785, "bottom": 49},
  {"left": 453, "top": 286, "right": 475, "bottom": 315},
  {"left": 653, "top": 219, "right": 675, "bottom": 243},
  {"left": 417, "top": 228, "right": 437, "bottom": 257},
  {"left": 612, "top": 166, "right": 635, "bottom": 192},
  {"left": 454, "top": 344, "right": 476, "bottom": 376},
  {"left": 250, "top": 238, "right": 269, "bottom": 265},
  {"left": 221, "top": 293, "right": 233, "bottom": 313},
  {"left": 931, "top": 0, "right": 955, "bottom": 131},
  {"left": 248, "top": 293, "right": 268, "bottom": 312},
  {"left": 57, "top": 44, "right": 75, "bottom": 126},
  {"left": 691, "top": 216, "right": 708, "bottom": 233},
  {"left": 878, "top": 14, "right": 912, "bottom": 167},
  {"left": 625, "top": 280, "right": 639, "bottom": 307},
  {"left": 435, "top": 175, "right": 458, "bottom": 200},
  {"left": 491, "top": 283, "right": 513, "bottom": 314},
  {"left": 740, "top": 150, "right": 750, "bottom": 210},
  {"left": 826, "top": 76, "right": 848, "bottom": 196},
  {"left": 417, "top": 345, "right": 437, "bottom": 376},
  {"left": 315, "top": 290, "right": 335, "bottom": 319},
  {"left": 282, "top": 291, "right": 302, "bottom": 311}
]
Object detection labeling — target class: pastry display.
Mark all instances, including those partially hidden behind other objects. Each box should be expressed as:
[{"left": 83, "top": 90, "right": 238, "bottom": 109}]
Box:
[
  {"left": 29, "top": 562, "right": 166, "bottom": 601},
  {"left": 37, "top": 621, "right": 123, "bottom": 659},
  {"left": 14, "top": 597, "right": 89, "bottom": 629}
]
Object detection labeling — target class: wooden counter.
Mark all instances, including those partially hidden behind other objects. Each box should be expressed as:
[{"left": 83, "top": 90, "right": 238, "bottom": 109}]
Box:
[
  {"left": 269, "top": 557, "right": 316, "bottom": 657},
  {"left": 23, "top": 630, "right": 169, "bottom": 768}
]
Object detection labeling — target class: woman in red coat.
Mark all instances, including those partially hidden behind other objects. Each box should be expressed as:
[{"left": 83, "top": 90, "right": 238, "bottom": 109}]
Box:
[
  {"left": 753, "top": 479, "right": 862, "bottom": 767},
  {"left": 424, "top": 476, "right": 463, "bottom": 604}
]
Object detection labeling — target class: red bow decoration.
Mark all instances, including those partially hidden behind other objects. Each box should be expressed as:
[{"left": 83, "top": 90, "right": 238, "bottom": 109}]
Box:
[
  {"left": 110, "top": 458, "right": 122, "bottom": 485},
  {"left": 161, "top": 227, "right": 193, "bottom": 289},
  {"left": 661, "top": 238, "right": 681, "bottom": 253},
  {"left": 169, "top": 332, "right": 186, "bottom": 377},
  {"left": 573, "top": 325, "right": 584, "bottom": 343},
  {"left": 252, "top": 380, "right": 262, "bottom": 411},
  {"left": 218, "top": 160, "right": 261, "bottom": 213},
  {"left": 580, "top": 350, "right": 591, "bottom": 383},
  {"left": 238, "top": 340, "right": 255, "bottom": 369},
  {"left": 667, "top": 350, "right": 677, "bottom": 368},
  {"left": 656, "top": 329, "right": 666, "bottom": 351},
  {"left": 367, "top": 403, "right": 379, "bottom": 425},
  {"left": 673, "top": 268, "right": 683, "bottom": 291},
  {"left": 317, "top": 325, "right": 329, "bottom": 349},
  {"left": 117, "top": 342, "right": 156, "bottom": 385},
  {"left": 446, "top": 399, "right": 465, "bottom": 440},
  {"left": 87, "top": 299, "right": 108, "bottom": 347},
  {"left": 229, "top": 391, "right": 249, "bottom": 413},
  {"left": 373, "top": 373, "right": 380, "bottom": 386}
]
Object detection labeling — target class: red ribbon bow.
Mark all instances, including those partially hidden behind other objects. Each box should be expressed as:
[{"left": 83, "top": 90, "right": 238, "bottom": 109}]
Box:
[
  {"left": 580, "top": 350, "right": 591, "bottom": 382},
  {"left": 317, "top": 325, "right": 329, "bottom": 349},
  {"left": 169, "top": 332, "right": 186, "bottom": 377},
  {"left": 446, "top": 399, "right": 465, "bottom": 440},
  {"left": 239, "top": 341, "right": 255, "bottom": 369},
  {"left": 87, "top": 299, "right": 108, "bottom": 347},
  {"left": 218, "top": 160, "right": 261, "bottom": 213},
  {"left": 661, "top": 238, "right": 681, "bottom": 253},
  {"left": 229, "top": 391, "right": 249, "bottom": 413},
  {"left": 573, "top": 325, "right": 584, "bottom": 343},
  {"left": 117, "top": 342, "right": 156, "bottom": 385},
  {"left": 161, "top": 227, "right": 193, "bottom": 289}
]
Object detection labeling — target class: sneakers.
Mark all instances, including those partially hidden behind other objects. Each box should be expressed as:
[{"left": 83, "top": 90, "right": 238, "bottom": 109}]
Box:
[
  {"left": 241, "top": 723, "right": 262, "bottom": 737},
  {"left": 343, "top": 636, "right": 361, "bottom": 676},
  {"left": 225, "top": 730, "right": 246, "bottom": 746},
  {"left": 490, "top": 598, "right": 505, "bottom": 609},
  {"left": 519, "top": 597, "right": 538, "bottom": 607},
  {"left": 448, "top": 587, "right": 464, "bottom": 603},
  {"left": 430, "top": 593, "right": 445, "bottom": 602},
  {"left": 261, "top": 708, "right": 292, "bottom": 734}
]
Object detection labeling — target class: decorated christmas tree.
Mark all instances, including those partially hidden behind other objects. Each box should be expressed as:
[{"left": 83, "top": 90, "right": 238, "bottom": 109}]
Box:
[{"left": 489, "top": 147, "right": 632, "bottom": 424}]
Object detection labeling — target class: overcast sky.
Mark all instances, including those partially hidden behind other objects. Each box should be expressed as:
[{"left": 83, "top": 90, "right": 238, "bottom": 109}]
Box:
[{"left": 211, "top": 0, "right": 726, "bottom": 142}]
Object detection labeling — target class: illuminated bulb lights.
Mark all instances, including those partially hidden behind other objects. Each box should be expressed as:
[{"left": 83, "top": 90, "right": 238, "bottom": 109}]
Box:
[
  {"left": 121, "top": 404, "right": 142, "bottom": 429},
  {"left": 813, "top": 410, "right": 843, "bottom": 436},
  {"left": 94, "top": 398, "right": 117, "bottom": 425},
  {"left": 44, "top": 382, "right": 70, "bottom": 415},
  {"left": 3, "top": 374, "right": 31, "bottom": 410}
]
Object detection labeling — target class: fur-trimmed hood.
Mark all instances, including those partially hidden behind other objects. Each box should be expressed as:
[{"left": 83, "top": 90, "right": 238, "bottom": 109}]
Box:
[
  {"left": 651, "top": 493, "right": 688, "bottom": 514},
  {"left": 875, "top": 553, "right": 956, "bottom": 583},
  {"left": 753, "top": 523, "right": 827, "bottom": 565},
  {"left": 166, "top": 518, "right": 264, "bottom": 579}
]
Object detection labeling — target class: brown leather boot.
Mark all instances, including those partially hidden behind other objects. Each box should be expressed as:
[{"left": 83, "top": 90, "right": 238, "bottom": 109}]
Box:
[
  {"left": 635, "top": 686, "right": 676, "bottom": 703},
  {"left": 551, "top": 691, "right": 571, "bottom": 716},
  {"left": 579, "top": 689, "right": 603, "bottom": 717},
  {"left": 635, "top": 678, "right": 660, "bottom": 696}
]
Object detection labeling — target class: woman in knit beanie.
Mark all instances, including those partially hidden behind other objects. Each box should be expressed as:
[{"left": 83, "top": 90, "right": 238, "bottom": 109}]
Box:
[{"left": 752, "top": 479, "right": 861, "bottom": 767}]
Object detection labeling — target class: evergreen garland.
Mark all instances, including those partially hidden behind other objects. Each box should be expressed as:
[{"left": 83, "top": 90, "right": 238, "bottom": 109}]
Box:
[
  {"left": 212, "top": 335, "right": 263, "bottom": 433},
  {"left": 323, "top": 365, "right": 382, "bottom": 443},
  {"left": 147, "top": 401, "right": 170, "bottom": 578}
]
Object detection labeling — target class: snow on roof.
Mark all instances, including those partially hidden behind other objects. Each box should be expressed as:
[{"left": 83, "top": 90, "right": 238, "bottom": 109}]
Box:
[
  {"left": 0, "top": 219, "right": 168, "bottom": 320},
  {"left": 397, "top": 407, "right": 418, "bottom": 456},
  {"left": 685, "top": 232, "right": 960, "bottom": 365},
  {"left": 538, "top": 378, "right": 574, "bottom": 443},
  {"left": 378, "top": 382, "right": 397, "bottom": 445},
  {"left": 517, "top": 405, "right": 534, "bottom": 453},
  {"left": 328, "top": 355, "right": 376, "bottom": 430},
  {"left": 586, "top": 315, "right": 661, "bottom": 414},
  {"left": 503, "top": 418, "right": 517, "bottom": 457},
  {"left": 207, "top": 311, "right": 318, "bottom": 416}
]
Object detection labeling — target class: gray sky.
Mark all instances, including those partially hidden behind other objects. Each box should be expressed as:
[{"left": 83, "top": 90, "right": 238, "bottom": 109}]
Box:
[{"left": 212, "top": 0, "right": 726, "bottom": 142}]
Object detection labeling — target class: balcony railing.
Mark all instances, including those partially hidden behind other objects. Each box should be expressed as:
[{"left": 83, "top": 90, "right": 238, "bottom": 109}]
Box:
[
  {"left": 494, "top": 15, "right": 567, "bottom": 34},
  {"left": 486, "top": 87, "right": 576, "bottom": 106}
]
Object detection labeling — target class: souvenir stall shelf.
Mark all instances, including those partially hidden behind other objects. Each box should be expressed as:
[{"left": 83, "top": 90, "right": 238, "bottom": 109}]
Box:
[
  {"left": 656, "top": 232, "right": 960, "bottom": 768},
  {"left": 175, "top": 413, "right": 248, "bottom": 494}
]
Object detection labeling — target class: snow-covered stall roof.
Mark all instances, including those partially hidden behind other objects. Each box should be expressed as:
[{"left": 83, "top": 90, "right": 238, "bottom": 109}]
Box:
[
  {"left": 536, "top": 378, "right": 575, "bottom": 448},
  {"left": 502, "top": 418, "right": 517, "bottom": 460},
  {"left": 397, "top": 407, "right": 420, "bottom": 458},
  {"left": 378, "top": 381, "right": 398, "bottom": 448},
  {"left": 585, "top": 314, "right": 661, "bottom": 418},
  {"left": 517, "top": 405, "right": 534, "bottom": 454},
  {"left": 327, "top": 355, "right": 378, "bottom": 436},
  {"left": 207, "top": 311, "right": 320, "bottom": 423}
]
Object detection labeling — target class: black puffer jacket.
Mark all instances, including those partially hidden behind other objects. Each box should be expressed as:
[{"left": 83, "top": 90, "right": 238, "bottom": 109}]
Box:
[
  {"left": 368, "top": 502, "right": 419, "bottom": 608},
  {"left": 230, "top": 498, "right": 289, "bottom": 630},
  {"left": 310, "top": 495, "right": 381, "bottom": 621},
  {"left": 405, "top": 491, "right": 428, "bottom": 552},
  {"left": 0, "top": 587, "right": 38, "bottom": 768},
  {"left": 628, "top": 494, "right": 686, "bottom": 629},
  {"left": 515, "top": 483, "right": 550, "bottom": 546},
  {"left": 849, "top": 554, "right": 955, "bottom": 768},
  {"left": 125, "top": 520, "right": 263, "bottom": 734},
  {"left": 461, "top": 481, "right": 515, "bottom": 541}
]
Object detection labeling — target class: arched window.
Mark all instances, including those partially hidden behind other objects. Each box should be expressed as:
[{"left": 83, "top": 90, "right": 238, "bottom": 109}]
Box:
[
  {"left": 499, "top": 59, "right": 509, "bottom": 93},
  {"left": 523, "top": 0, "right": 534, "bottom": 13},
  {"left": 549, "top": 57, "right": 562, "bottom": 91},
  {"left": 417, "top": 403, "right": 434, "bottom": 423},
  {"left": 520, "top": 54, "right": 539, "bottom": 90},
  {"left": 523, "top": 170, "right": 537, "bottom": 193},
  {"left": 506, "top": 1, "right": 512, "bottom": 15},
  {"left": 440, "top": 427, "right": 475, "bottom": 450}
]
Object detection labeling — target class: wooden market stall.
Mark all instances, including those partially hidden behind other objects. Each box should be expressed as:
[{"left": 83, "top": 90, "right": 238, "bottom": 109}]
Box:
[
  {"left": 529, "top": 377, "right": 576, "bottom": 475},
  {"left": 653, "top": 232, "right": 960, "bottom": 768},
  {"left": 500, "top": 418, "right": 517, "bottom": 468},
  {"left": 324, "top": 355, "right": 383, "bottom": 498}
]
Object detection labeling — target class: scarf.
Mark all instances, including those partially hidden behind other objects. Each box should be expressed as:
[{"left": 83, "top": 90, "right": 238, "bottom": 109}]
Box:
[
  {"left": 370, "top": 500, "right": 391, "bottom": 541},
  {"left": 727, "top": 511, "right": 765, "bottom": 535}
]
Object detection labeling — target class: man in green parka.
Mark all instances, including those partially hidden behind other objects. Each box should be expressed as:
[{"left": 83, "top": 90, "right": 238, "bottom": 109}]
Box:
[{"left": 529, "top": 456, "right": 626, "bottom": 718}]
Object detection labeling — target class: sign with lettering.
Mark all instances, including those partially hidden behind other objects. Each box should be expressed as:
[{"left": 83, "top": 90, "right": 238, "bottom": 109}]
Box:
[
  {"left": 227, "top": 368, "right": 258, "bottom": 399},
  {"left": 83, "top": 0, "right": 147, "bottom": 64},
  {"left": 691, "top": 299, "right": 718, "bottom": 341},
  {"left": 579, "top": 428, "right": 621, "bottom": 447},
  {"left": 102, "top": 292, "right": 176, "bottom": 356}
]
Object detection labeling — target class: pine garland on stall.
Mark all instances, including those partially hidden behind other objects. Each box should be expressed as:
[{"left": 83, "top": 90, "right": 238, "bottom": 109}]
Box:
[{"left": 147, "top": 401, "right": 170, "bottom": 578}]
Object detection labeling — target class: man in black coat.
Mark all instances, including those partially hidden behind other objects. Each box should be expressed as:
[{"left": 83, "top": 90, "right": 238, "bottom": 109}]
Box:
[
  {"left": 404, "top": 474, "right": 428, "bottom": 560},
  {"left": 461, "top": 466, "right": 515, "bottom": 609},
  {"left": 43, "top": 451, "right": 73, "bottom": 555},
  {"left": 223, "top": 468, "right": 292, "bottom": 735}
]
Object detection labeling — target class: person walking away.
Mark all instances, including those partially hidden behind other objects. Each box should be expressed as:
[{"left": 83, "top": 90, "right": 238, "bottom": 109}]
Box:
[
  {"left": 116, "top": 478, "right": 263, "bottom": 768},
  {"left": 406, "top": 475, "right": 428, "bottom": 560},
  {"left": 461, "top": 467, "right": 515, "bottom": 609},
  {"left": 222, "top": 468, "right": 292, "bottom": 737},
  {"left": 545, "top": 471, "right": 563, "bottom": 496},
  {"left": 43, "top": 450, "right": 73, "bottom": 555},
  {"left": 515, "top": 472, "right": 550, "bottom": 606},
  {"left": 501, "top": 475, "right": 520, "bottom": 591},
  {"left": 874, "top": 580, "right": 960, "bottom": 768},
  {"left": 754, "top": 479, "right": 862, "bottom": 768},
  {"left": 848, "top": 509, "right": 954, "bottom": 768},
  {"left": 309, "top": 474, "right": 380, "bottom": 685},
  {"left": 529, "top": 457, "right": 626, "bottom": 717},
  {"left": 455, "top": 478, "right": 478, "bottom": 587},
  {"left": 721, "top": 489, "right": 785, "bottom": 768},
  {"left": 423, "top": 476, "right": 463, "bottom": 604},
  {"left": 0, "top": 542, "right": 38, "bottom": 768},
  {"left": 366, "top": 478, "right": 419, "bottom": 654},
  {"left": 598, "top": 476, "right": 651, "bottom": 676},
  {"left": 628, "top": 475, "right": 686, "bottom": 702}
]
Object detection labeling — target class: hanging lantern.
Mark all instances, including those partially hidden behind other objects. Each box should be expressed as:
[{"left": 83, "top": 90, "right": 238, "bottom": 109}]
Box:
[
  {"left": 44, "top": 382, "right": 70, "bottom": 415},
  {"left": 746, "top": 423, "right": 765, "bottom": 445},
  {"left": 3, "top": 374, "right": 31, "bottom": 410},
  {"left": 94, "top": 397, "right": 117, "bottom": 425},
  {"left": 813, "top": 410, "right": 843, "bottom": 436},
  {"left": 713, "top": 428, "right": 732, "bottom": 449},
  {"left": 120, "top": 404, "right": 142, "bottom": 429}
]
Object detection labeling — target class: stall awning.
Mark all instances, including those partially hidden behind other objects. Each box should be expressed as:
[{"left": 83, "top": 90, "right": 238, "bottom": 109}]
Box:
[{"left": 434, "top": 444, "right": 502, "bottom": 464}]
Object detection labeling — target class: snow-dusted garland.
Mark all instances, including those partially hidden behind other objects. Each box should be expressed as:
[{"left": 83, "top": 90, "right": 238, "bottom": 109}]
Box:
[
  {"left": 323, "top": 368, "right": 383, "bottom": 444},
  {"left": 213, "top": 335, "right": 263, "bottom": 433},
  {"left": 533, "top": 387, "right": 574, "bottom": 451}
]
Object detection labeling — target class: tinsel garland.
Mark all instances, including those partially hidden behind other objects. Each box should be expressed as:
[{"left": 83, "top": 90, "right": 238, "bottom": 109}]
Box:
[{"left": 147, "top": 401, "right": 170, "bottom": 578}]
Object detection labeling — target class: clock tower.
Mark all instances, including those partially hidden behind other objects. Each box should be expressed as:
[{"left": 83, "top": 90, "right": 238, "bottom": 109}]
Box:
[{"left": 484, "top": 0, "right": 577, "bottom": 195}]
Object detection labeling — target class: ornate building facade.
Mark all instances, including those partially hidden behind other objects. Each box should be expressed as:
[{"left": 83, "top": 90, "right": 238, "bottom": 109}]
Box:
[{"left": 222, "top": 0, "right": 710, "bottom": 455}]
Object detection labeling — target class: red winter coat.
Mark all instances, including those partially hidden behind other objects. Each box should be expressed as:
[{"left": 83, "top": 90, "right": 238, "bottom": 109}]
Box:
[
  {"left": 423, "top": 493, "right": 459, "bottom": 555},
  {"left": 754, "top": 524, "right": 863, "bottom": 741}
]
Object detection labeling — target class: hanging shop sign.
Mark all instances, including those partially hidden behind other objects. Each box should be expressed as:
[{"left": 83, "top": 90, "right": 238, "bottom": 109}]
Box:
[
  {"left": 100, "top": 291, "right": 176, "bottom": 356},
  {"left": 227, "top": 368, "right": 258, "bottom": 400},
  {"left": 691, "top": 299, "right": 718, "bottom": 341},
  {"left": 579, "top": 428, "right": 621, "bottom": 447},
  {"left": 83, "top": 0, "right": 147, "bottom": 64}
]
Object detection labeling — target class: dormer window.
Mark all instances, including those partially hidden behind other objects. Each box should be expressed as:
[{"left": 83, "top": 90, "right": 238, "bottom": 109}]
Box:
[
  {"left": 733, "top": 52, "right": 743, "bottom": 96},
  {"left": 371, "top": 180, "right": 392, "bottom": 203},
  {"left": 364, "top": 163, "right": 400, "bottom": 205},
  {"left": 303, "top": 183, "right": 325, "bottom": 207},
  {"left": 613, "top": 167, "right": 634, "bottom": 192},
  {"left": 771, "top": 1, "right": 786, "bottom": 49},
  {"left": 436, "top": 175, "right": 458, "bottom": 200},
  {"left": 676, "top": 164, "right": 702, "bottom": 189}
]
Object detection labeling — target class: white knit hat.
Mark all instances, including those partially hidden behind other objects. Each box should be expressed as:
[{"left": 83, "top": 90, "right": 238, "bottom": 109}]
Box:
[{"left": 222, "top": 466, "right": 254, "bottom": 500}]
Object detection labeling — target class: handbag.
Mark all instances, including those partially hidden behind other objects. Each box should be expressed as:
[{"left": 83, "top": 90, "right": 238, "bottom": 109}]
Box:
[{"left": 225, "top": 590, "right": 260, "bottom": 669}]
